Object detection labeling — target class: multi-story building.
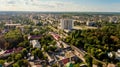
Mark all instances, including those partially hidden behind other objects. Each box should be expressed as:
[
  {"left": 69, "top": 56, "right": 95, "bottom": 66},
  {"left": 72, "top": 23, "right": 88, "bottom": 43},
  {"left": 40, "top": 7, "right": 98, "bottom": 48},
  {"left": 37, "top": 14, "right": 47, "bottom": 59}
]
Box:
[
  {"left": 60, "top": 19, "right": 73, "bottom": 30},
  {"left": 5, "top": 23, "right": 21, "bottom": 29}
]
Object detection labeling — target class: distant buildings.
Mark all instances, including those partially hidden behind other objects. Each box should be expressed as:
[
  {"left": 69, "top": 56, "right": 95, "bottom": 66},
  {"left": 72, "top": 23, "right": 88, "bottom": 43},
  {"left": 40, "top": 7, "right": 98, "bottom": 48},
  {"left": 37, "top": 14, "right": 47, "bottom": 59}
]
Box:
[
  {"left": 33, "top": 20, "right": 39, "bottom": 25},
  {"left": 86, "top": 21, "right": 96, "bottom": 26},
  {"left": 5, "top": 23, "right": 21, "bottom": 29},
  {"left": 60, "top": 19, "right": 73, "bottom": 30},
  {"left": 5, "top": 23, "right": 21, "bottom": 26},
  {"left": 109, "top": 16, "right": 118, "bottom": 23},
  {"left": 4, "top": 23, "right": 25, "bottom": 32}
]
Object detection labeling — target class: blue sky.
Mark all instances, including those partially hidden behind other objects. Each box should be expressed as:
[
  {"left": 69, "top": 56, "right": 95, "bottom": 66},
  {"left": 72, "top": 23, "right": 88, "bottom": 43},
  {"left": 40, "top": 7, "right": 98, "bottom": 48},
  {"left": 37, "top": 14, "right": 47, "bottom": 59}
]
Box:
[{"left": 0, "top": 0, "right": 120, "bottom": 12}]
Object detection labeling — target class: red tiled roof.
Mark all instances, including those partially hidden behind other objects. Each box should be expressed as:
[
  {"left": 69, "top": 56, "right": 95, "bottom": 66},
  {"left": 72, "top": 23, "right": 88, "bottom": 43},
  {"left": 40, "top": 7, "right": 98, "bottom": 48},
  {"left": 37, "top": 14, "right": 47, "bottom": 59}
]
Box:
[
  {"left": 61, "top": 58, "right": 69, "bottom": 64},
  {"left": 4, "top": 47, "right": 23, "bottom": 54},
  {"left": 4, "top": 49, "right": 13, "bottom": 53},
  {"left": 51, "top": 33, "right": 60, "bottom": 40},
  {"left": 28, "top": 35, "right": 42, "bottom": 40}
]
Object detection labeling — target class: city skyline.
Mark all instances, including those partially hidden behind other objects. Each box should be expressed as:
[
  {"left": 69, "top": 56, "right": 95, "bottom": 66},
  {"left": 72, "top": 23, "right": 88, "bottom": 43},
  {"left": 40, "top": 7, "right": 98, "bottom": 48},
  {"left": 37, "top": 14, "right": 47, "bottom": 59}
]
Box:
[{"left": 0, "top": 0, "right": 120, "bottom": 12}]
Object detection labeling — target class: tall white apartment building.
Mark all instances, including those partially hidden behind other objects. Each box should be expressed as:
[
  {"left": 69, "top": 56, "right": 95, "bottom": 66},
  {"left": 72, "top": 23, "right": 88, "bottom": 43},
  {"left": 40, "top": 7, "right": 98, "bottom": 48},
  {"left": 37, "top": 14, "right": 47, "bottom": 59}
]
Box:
[{"left": 60, "top": 19, "right": 73, "bottom": 30}]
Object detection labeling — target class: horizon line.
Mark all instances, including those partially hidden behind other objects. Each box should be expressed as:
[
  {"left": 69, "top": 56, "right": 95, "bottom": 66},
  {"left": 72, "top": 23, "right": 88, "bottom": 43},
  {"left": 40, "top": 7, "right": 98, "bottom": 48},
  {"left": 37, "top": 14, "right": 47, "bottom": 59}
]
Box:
[{"left": 0, "top": 11, "right": 120, "bottom": 13}]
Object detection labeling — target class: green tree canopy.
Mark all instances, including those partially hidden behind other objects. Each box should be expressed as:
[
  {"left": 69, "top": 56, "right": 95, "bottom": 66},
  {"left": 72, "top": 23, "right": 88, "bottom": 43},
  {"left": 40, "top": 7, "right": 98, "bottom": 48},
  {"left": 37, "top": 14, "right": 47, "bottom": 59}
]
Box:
[
  {"left": 0, "top": 60, "right": 5, "bottom": 65},
  {"left": 4, "top": 29, "right": 23, "bottom": 49}
]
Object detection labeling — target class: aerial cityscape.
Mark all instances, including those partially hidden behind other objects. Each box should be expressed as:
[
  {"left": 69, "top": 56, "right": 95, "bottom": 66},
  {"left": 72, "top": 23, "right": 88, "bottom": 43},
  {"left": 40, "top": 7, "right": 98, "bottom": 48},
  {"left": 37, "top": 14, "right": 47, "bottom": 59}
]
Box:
[{"left": 0, "top": 0, "right": 120, "bottom": 67}]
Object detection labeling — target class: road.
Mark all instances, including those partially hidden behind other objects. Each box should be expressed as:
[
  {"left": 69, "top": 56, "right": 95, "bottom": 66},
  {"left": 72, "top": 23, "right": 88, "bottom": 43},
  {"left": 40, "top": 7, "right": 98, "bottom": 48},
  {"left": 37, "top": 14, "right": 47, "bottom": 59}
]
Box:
[
  {"left": 48, "top": 26, "right": 68, "bottom": 37},
  {"left": 70, "top": 45, "right": 86, "bottom": 63}
]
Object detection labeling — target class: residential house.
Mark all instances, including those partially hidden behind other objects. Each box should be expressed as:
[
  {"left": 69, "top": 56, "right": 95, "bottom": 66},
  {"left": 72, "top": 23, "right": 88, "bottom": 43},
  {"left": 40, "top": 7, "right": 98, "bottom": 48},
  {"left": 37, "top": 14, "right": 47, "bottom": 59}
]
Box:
[{"left": 30, "top": 40, "right": 41, "bottom": 48}]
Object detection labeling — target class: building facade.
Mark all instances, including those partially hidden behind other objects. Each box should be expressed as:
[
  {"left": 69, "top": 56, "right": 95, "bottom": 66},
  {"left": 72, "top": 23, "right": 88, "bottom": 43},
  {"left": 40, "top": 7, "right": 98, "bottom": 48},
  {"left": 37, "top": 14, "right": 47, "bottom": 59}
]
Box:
[{"left": 60, "top": 19, "right": 73, "bottom": 30}]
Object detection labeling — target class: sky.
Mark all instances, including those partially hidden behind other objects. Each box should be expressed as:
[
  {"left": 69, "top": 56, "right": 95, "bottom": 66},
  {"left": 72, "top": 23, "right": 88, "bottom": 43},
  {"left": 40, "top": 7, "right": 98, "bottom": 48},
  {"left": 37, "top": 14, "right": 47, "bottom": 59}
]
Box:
[{"left": 0, "top": 0, "right": 120, "bottom": 12}]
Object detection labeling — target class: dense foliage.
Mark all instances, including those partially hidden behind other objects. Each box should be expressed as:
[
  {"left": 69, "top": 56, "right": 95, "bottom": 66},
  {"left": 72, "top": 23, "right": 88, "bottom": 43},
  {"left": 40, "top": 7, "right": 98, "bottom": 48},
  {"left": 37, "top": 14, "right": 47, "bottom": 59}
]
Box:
[
  {"left": 64, "top": 24, "right": 120, "bottom": 62},
  {"left": 4, "top": 29, "right": 23, "bottom": 49}
]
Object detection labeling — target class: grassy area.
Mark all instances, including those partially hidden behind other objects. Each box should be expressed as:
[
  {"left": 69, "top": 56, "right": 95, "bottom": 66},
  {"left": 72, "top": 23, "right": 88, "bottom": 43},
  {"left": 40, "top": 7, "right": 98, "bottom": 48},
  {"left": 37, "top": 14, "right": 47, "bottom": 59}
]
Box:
[{"left": 73, "top": 26, "right": 97, "bottom": 30}]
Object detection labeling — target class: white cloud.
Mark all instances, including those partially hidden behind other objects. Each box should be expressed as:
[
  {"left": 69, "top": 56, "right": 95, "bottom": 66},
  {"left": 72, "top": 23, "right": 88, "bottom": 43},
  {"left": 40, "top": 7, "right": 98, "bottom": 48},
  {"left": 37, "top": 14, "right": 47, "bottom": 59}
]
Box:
[
  {"left": 0, "top": 0, "right": 120, "bottom": 12},
  {"left": 0, "top": 0, "right": 83, "bottom": 11}
]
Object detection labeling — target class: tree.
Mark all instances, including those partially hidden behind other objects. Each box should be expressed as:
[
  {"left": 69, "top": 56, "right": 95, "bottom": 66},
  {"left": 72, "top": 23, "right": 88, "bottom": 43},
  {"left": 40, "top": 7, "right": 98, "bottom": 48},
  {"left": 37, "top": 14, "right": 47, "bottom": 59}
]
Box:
[
  {"left": 73, "top": 63, "right": 80, "bottom": 67},
  {"left": 51, "top": 40, "right": 56, "bottom": 45},
  {"left": 37, "top": 51, "right": 43, "bottom": 59},
  {"left": 13, "top": 63, "right": 20, "bottom": 67},
  {"left": 90, "top": 48, "right": 96, "bottom": 57},
  {"left": 92, "top": 59, "right": 102, "bottom": 67},
  {"left": 31, "top": 50, "right": 36, "bottom": 58},
  {"left": 18, "top": 41, "right": 29, "bottom": 48},
  {"left": 4, "top": 42, "right": 10, "bottom": 49},
  {"left": 31, "top": 48, "right": 45, "bottom": 59},
  {"left": 48, "top": 46, "right": 57, "bottom": 52},
  {"left": 13, "top": 60, "right": 29, "bottom": 67},
  {"left": 0, "top": 36, "right": 6, "bottom": 49},
  {"left": 85, "top": 55, "right": 93, "bottom": 67},
  {"left": 22, "top": 60, "right": 29, "bottom": 67},
  {"left": 43, "top": 45, "right": 48, "bottom": 52},
  {"left": 21, "top": 48, "right": 28, "bottom": 57},
  {"left": 52, "top": 64, "right": 59, "bottom": 67},
  {"left": 35, "top": 48, "right": 44, "bottom": 59},
  {"left": 15, "top": 54, "right": 22, "bottom": 61},
  {"left": 116, "top": 62, "right": 120, "bottom": 67},
  {"left": 4, "top": 29, "right": 23, "bottom": 48},
  {"left": 11, "top": 53, "right": 16, "bottom": 61},
  {"left": 7, "top": 57, "right": 12, "bottom": 62},
  {"left": 0, "top": 60, "right": 5, "bottom": 65}
]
